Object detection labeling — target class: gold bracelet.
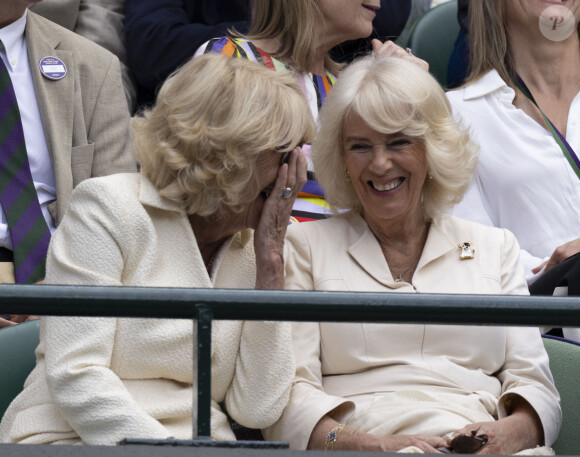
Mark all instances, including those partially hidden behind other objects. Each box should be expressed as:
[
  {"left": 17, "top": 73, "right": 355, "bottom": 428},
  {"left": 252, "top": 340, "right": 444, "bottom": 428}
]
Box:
[
  {"left": 324, "top": 423, "right": 346, "bottom": 451},
  {"left": 337, "top": 425, "right": 356, "bottom": 449}
]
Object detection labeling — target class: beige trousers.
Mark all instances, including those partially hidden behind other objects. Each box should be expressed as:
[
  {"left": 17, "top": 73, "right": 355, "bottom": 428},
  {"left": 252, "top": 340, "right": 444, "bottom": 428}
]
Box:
[{"left": 0, "top": 262, "right": 15, "bottom": 284}]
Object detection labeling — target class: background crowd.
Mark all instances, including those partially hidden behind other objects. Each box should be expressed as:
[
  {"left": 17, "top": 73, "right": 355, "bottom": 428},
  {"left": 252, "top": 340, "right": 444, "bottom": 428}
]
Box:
[{"left": 0, "top": 0, "right": 578, "bottom": 454}]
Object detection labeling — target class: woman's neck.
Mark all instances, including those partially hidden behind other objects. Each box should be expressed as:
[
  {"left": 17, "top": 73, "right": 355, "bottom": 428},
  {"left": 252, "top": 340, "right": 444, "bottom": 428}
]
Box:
[
  {"left": 509, "top": 29, "right": 580, "bottom": 96},
  {"left": 508, "top": 27, "right": 580, "bottom": 134},
  {"left": 189, "top": 214, "right": 232, "bottom": 268},
  {"left": 365, "top": 210, "right": 430, "bottom": 283}
]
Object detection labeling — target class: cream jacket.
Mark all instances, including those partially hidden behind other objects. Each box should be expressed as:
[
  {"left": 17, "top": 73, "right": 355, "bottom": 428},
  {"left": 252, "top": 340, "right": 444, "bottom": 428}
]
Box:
[
  {"left": 0, "top": 173, "right": 294, "bottom": 445},
  {"left": 264, "top": 212, "right": 561, "bottom": 449}
]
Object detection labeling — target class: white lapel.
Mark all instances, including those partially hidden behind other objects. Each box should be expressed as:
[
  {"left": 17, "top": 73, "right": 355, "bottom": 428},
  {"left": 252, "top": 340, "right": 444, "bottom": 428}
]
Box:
[
  {"left": 138, "top": 175, "right": 214, "bottom": 289},
  {"left": 137, "top": 176, "right": 254, "bottom": 290},
  {"left": 346, "top": 213, "right": 409, "bottom": 288},
  {"left": 346, "top": 214, "right": 476, "bottom": 289},
  {"left": 416, "top": 215, "right": 463, "bottom": 273}
]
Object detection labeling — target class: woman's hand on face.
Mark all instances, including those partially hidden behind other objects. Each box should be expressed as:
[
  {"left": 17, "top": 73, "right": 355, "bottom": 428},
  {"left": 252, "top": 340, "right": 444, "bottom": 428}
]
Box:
[
  {"left": 253, "top": 147, "right": 307, "bottom": 290},
  {"left": 532, "top": 237, "right": 580, "bottom": 274},
  {"left": 371, "top": 39, "right": 429, "bottom": 71}
]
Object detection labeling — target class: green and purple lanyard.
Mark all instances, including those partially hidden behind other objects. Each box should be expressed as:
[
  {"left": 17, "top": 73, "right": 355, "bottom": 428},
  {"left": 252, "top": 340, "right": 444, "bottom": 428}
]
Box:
[{"left": 515, "top": 75, "right": 580, "bottom": 180}]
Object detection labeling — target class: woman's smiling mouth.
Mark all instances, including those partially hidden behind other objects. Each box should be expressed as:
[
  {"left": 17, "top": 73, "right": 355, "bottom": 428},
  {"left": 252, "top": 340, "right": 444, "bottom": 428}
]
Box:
[{"left": 370, "top": 178, "right": 405, "bottom": 192}]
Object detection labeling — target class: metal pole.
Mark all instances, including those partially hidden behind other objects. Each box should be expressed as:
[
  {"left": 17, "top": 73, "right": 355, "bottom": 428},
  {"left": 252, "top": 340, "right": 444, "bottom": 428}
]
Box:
[{"left": 196, "top": 306, "right": 213, "bottom": 440}]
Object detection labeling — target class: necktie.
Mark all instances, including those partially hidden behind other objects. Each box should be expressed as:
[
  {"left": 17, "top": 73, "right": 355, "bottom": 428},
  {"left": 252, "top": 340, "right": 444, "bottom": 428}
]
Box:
[{"left": 0, "top": 57, "right": 51, "bottom": 284}]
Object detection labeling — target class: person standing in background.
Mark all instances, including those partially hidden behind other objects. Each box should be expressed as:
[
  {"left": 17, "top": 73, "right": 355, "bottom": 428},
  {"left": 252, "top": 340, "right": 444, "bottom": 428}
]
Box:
[
  {"left": 330, "top": 0, "right": 411, "bottom": 63},
  {"left": 448, "top": 0, "right": 580, "bottom": 339},
  {"left": 124, "top": 0, "right": 415, "bottom": 111},
  {"left": 29, "top": 0, "right": 137, "bottom": 112},
  {"left": 125, "top": 0, "right": 251, "bottom": 109},
  {"left": 0, "top": 0, "right": 136, "bottom": 326}
]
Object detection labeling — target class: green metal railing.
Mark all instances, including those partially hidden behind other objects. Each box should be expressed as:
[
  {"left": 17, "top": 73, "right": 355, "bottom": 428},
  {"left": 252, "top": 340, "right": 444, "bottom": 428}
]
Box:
[{"left": 1, "top": 284, "right": 579, "bottom": 443}]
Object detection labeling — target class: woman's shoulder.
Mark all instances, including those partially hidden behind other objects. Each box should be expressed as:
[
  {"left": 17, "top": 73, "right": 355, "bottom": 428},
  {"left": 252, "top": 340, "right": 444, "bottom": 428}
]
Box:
[
  {"left": 72, "top": 173, "right": 140, "bottom": 201},
  {"left": 195, "top": 36, "right": 255, "bottom": 58},
  {"left": 438, "top": 214, "right": 518, "bottom": 247},
  {"left": 68, "top": 173, "right": 159, "bottom": 224},
  {"left": 194, "top": 36, "right": 293, "bottom": 73},
  {"left": 286, "top": 212, "right": 365, "bottom": 242},
  {"left": 446, "top": 69, "right": 511, "bottom": 106}
]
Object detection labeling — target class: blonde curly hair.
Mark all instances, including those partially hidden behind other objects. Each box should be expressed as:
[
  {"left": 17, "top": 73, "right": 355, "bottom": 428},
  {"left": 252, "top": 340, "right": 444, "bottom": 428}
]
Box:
[
  {"left": 132, "top": 53, "right": 315, "bottom": 217},
  {"left": 313, "top": 55, "right": 479, "bottom": 221}
]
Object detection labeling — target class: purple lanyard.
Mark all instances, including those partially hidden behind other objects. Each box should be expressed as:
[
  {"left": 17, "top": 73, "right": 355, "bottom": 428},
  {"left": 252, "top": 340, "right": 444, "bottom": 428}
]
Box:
[{"left": 515, "top": 75, "right": 580, "bottom": 180}]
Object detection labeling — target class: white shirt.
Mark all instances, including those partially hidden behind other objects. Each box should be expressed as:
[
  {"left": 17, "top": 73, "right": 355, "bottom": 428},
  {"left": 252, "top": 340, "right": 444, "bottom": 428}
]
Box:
[
  {"left": 0, "top": 9, "right": 57, "bottom": 250},
  {"left": 447, "top": 69, "right": 580, "bottom": 282}
]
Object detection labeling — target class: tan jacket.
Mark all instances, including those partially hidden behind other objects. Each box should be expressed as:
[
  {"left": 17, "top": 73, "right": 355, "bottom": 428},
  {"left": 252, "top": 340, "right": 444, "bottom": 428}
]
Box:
[
  {"left": 29, "top": 0, "right": 137, "bottom": 111},
  {"left": 0, "top": 173, "right": 293, "bottom": 444},
  {"left": 263, "top": 212, "right": 561, "bottom": 449},
  {"left": 25, "top": 11, "right": 136, "bottom": 225}
]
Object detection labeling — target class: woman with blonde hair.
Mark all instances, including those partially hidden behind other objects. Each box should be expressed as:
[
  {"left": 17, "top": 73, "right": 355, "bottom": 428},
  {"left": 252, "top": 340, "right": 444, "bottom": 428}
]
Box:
[
  {"left": 264, "top": 55, "right": 560, "bottom": 454},
  {"left": 0, "top": 53, "right": 314, "bottom": 444},
  {"left": 448, "top": 0, "right": 580, "bottom": 338},
  {"left": 195, "top": 0, "right": 426, "bottom": 223},
  {"left": 448, "top": 1, "right": 580, "bottom": 280}
]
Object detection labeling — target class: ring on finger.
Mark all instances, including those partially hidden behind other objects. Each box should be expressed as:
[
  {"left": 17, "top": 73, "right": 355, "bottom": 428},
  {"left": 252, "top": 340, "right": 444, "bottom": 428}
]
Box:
[{"left": 282, "top": 187, "right": 292, "bottom": 199}]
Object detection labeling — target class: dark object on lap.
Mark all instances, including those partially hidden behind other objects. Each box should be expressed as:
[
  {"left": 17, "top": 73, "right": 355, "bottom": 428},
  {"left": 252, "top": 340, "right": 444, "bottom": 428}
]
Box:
[
  {"left": 529, "top": 252, "right": 580, "bottom": 296},
  {"left": 437, "top": 430, "right": 489, "bottom": 454},
  {"left": 529, "top": 252, "right": 580, "bottom": 337}
]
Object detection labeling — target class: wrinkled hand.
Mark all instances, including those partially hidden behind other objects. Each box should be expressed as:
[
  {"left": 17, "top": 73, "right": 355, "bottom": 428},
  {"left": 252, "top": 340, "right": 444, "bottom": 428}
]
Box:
[
  {"left": 450, "top": 415, "right": 542, "bottom": 455},
  {"left": 532, "top": 237, "right": 580, "bottom": 275},
  {"left": 371, "top": 39, "right": 429, "bottom": 71},
  {"left": 254, "top": 147, "right": 307, "bottom": 290}
]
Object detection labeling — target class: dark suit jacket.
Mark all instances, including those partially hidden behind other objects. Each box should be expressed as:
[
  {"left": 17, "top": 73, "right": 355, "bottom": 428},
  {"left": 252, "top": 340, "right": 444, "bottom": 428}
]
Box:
[{"left": 125, "top": 0, "right": 250, "bottom": 107}]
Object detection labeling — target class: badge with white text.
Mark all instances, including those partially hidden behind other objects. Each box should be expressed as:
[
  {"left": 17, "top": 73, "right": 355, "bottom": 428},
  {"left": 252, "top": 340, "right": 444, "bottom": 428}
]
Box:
[{"left": 39, "top": 56, "right": 67, "bottom": 80}]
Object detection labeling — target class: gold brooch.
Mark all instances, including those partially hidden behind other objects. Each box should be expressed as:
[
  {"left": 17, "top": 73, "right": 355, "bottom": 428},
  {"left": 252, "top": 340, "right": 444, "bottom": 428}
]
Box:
[{"left": 458, "top": 242, "right": 475, "bottom": 260}]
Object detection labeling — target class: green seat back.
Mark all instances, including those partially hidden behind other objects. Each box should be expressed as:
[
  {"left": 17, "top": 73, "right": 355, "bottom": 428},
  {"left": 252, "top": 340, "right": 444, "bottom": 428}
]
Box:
[
  {"left": 0, "top": 320, "right": 40, "bottom": 420},
  {"left": 542, "top": 336, "right": 580, "bottom": 454},
  {"left": 405, "top": 1, "right": 459, "bottom": 88}
]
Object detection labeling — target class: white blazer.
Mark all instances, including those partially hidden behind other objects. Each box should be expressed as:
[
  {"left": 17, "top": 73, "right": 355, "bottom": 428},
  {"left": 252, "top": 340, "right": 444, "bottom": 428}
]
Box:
[
  {"left": 0, "top": 173, "right": 294, "bottom": 444},
  {"left": 263, "top": 212, "right": 561, "bottom": 449}
]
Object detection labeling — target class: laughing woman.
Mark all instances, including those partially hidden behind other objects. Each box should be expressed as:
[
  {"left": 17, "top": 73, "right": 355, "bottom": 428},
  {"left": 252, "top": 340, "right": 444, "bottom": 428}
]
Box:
[
  {"left": 195, "top": 0, "right": 426, "bottom": 223},
  {"left": 0, "top": 54, "right": 314, "bottom": 444},
  {"left": 264, "top": 55, "right": 561, "bottom": 454}
]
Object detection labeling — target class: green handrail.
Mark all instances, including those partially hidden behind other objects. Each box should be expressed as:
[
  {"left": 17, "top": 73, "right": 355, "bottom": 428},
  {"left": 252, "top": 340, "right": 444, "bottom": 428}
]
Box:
[
  {"left": 1, "top": 284, "right": 579, "bottom": 441},
  {"left": 1, "top": 284, "right": 580, "bottom": 325}
]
